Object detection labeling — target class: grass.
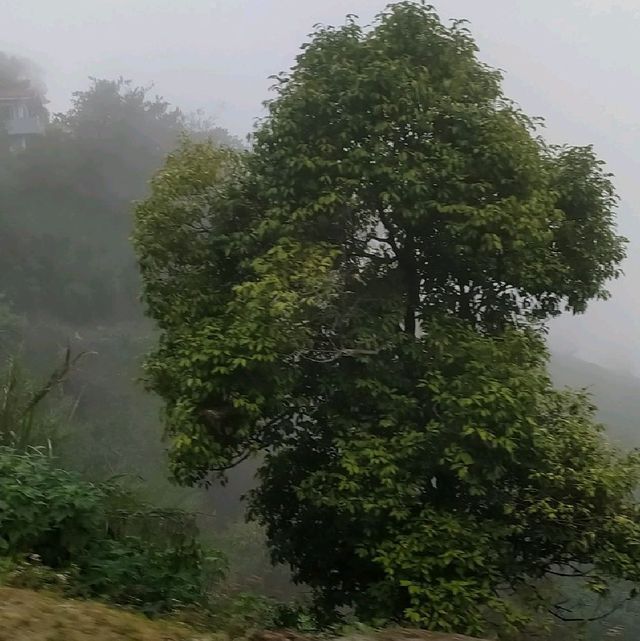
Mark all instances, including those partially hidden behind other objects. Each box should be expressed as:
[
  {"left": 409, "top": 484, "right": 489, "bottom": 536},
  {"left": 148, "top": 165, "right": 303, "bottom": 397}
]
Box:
[
  {"left": 0, "top": 586, "right": 489, "bottom": 641},
  {"left": 0, "top": 587, "right": 220, "bottom": 641}
]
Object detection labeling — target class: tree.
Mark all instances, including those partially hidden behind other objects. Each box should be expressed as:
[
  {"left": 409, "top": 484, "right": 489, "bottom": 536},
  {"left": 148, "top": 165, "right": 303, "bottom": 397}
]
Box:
[
  {"left": 251, "top": 323, "right": 640, "bottom": 634},
  {"left": 0, "top": 78, "right": 182, "bottom": 322},
  {"left": 134, "top": 2, "right": 635, "bottom": 634},
  {"left": 0, "top": 52, "right": 45, "bottom": 95},
  {"left": 0, "top": 76, "right": 241, "bottom": 323}
]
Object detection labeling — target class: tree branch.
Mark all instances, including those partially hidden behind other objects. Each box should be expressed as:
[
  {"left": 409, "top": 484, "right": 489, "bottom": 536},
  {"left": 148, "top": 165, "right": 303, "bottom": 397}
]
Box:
[
  {"left": 297, "top": 347, "right": 380, "bottom": 363},
  {"left": 548, "top": 599, "right": 630, "bottom": 624},
  {"left": 26, "top": 347, "right": 94, "bottom": 414}
]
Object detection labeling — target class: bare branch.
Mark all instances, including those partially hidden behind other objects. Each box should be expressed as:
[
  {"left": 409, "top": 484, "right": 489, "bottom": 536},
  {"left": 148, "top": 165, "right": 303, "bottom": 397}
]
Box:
[
  {"left": 298, "top": 347, "right": 381, "bottom": 363},
  {"left": 26, "top": 348, "right": 94, "bottom": 414}
]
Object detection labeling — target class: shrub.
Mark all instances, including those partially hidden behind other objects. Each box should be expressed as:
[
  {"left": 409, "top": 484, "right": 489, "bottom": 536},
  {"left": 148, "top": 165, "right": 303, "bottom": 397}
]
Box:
[
  {"left": 0, "top": 553, "right": 71, "bottom": 591},
  {"left": 70, "top": 538, "right": 227, "bottom": 614},
  {"left": 0, "top": 447, "right": 227, "bottom": 613},
  {"left": 201, "top": 591, "right": 281, "bottom": 636},
  {"left": 0, "top": 447, "right": 107, "bottom": 564}
]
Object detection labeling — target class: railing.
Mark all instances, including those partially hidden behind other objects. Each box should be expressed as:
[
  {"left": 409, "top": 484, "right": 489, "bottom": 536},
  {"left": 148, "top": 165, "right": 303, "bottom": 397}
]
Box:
[{"left": 6, "top": 116, "right": 45, "bottom": 136}]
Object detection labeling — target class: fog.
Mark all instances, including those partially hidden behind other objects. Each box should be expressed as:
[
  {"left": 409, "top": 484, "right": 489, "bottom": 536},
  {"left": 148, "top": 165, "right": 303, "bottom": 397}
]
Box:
[
  {"left": 2, "top": 0, "right": 639, "bottom": 371},
  {"left": 2, "top": 3, "right": 640, "bottom": 632}
]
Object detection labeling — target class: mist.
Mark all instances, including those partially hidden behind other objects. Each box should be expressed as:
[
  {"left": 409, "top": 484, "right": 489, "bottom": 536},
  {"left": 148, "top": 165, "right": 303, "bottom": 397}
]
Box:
[
  {"left": 2, "top": 0, "right": 639, "bottom": 372},
  {"left": 2, "top": 2, "right": 640, "bottom": 637}
]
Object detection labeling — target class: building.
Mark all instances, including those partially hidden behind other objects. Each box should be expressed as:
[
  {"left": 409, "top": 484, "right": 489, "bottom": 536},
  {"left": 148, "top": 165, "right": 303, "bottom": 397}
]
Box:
[{"left": 0, "top": 87, "right": 47, "bottom": 150}]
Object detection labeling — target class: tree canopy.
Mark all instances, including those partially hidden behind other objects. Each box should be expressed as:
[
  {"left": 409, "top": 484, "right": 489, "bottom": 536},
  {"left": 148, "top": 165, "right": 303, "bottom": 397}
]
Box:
[
  {"left": 0, "top": 77, "right": 239, "bottom": 323},
  {"left": 0, "top": 52, "right": 45, "bottom": 95},
  {"left": 134, "top": 2, "right": 636, "bottom": 635}
]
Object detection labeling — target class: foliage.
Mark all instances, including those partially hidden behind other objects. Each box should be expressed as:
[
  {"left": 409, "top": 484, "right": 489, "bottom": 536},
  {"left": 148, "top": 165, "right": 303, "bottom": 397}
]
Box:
[
  {"left": 0, "top": 554, "right": 72, "bottom": 591},
  {"left": 69, "top": 537, "right": 226, "bottom": 614},
  {"left": 0, "top": 447, "right": 109, "bottom": 564},
  {"left": 197, "top": 591, "right": 281, "bottom": 636},
  {"left": 0, "top": 447, "right": 226, "bottom": 613},
  {"left": 134, "top": 0, "right": 626, "bottom": 480},
  {"left": 0, "top": 75, "right": 240, "bottom": 325},
  {"left": 0, "top": 61, "right": 239, "bottom": 498},
  {"left": 272, "top": 601, "right": 327, "bottom": 635},
  {"left": 251, "top": 322, "right": 640, "bottom": 634},
  {"left": 134, "top": 2, "right": 636, "bottom": 635},
  {"left": 0, "top": 78, "right": 181, "bottom": 323},
  {"left": 249, "top": 3, "right": 625, "bottom": 326},
  {"left": 0, "top": 51, "right": 45, "bottom": 95},
  {"left": 134, "top": 137, "right": 342, "bottom": 483}
]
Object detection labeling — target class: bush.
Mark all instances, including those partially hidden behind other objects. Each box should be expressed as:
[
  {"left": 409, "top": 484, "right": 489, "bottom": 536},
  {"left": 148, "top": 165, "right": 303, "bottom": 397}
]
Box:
[
  {"left": 0, "top": 554, "right": 71, "bottom": 591},
  {"left": 201, "top": 592, "right": 281, "bottom": 636},
  {"left": 0, "top": 447, "right": 107, "bottom": 564},
  {"left": 71, "top": 538, "right": 226, "bottom": 614},
  {"left": 0, "top": 447, "right": 227, "bottom": 613}
]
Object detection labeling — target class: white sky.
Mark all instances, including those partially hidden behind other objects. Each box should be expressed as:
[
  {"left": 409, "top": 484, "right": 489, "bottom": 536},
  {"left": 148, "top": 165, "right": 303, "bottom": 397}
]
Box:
[{"left": 3, "top": 0, "right": 640, "bottom": 371}]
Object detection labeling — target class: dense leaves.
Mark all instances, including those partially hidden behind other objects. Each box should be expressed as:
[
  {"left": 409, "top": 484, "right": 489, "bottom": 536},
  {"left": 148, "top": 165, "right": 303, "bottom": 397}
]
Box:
[
  {"left": 251, "top": 323, "right": 640, "bottom": 633},
  {"left": 135, "top": 140, "right": 340, "bottom": 482},
  {"left": 134, "top": 2, "right": 635, "bottom": 635},
  {"left": 0, "top": 448, "right": 108, "bottom": 563},
  {"left": 250, "top": 2, "right": 624, "bottom": 329},
  {"left": 0, "top": 76, "right": 240, "bottom": 324},
  {"left": 0, "top": 447, "right": 225, "bottom": 612}
]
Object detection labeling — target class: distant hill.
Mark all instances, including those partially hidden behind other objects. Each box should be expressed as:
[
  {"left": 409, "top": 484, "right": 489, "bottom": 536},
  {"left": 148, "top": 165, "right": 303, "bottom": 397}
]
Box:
[{"left": 550, "top": 355, "right": 640, "bottom": 447}]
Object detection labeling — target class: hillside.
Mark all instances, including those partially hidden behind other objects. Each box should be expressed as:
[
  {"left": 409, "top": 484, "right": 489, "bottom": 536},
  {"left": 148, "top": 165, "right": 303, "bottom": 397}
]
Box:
[
  {"left": 0, "top": 588, "right": 489, "bottom": 641},
  {"left": 550, "top": 355, "right": 640, "bottom": 447},
  {"left": 0, "top": 587, "right": 212, "bottom": 641}
]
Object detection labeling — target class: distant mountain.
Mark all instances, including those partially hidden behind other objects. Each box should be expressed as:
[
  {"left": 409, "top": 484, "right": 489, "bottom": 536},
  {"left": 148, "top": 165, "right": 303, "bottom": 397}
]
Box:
[{"left": 550, "top": 355, "right": 640, "bottom": 447}]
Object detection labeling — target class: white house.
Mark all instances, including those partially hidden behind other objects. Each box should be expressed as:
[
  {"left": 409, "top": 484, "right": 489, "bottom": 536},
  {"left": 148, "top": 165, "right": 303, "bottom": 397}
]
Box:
[{"left": 0, "top": 87, "right": 47, "bottom": 150}]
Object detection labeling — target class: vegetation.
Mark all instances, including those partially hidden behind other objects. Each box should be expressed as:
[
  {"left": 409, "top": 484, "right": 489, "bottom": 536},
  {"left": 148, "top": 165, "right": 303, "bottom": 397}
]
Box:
[
  {"left": 0, "top": 59, "right": 266, "bottom": 631},
  {"left": 134, "top": 2, "right": 639, "bottom": 637},
  {"left": 0, "top": 447, "right": 225, "bottom": 613},
  {"left": 2, "top": 2, "right": 640, "bottom": 640},
  {"left": 0, "top": 350, "right": 85, "bottom": 451},
  {"left": 0, "top": 587, "right": 216, "bottom": 641},
  {"left": 0, "top": 63, "right": 242, "bottom": 488}
]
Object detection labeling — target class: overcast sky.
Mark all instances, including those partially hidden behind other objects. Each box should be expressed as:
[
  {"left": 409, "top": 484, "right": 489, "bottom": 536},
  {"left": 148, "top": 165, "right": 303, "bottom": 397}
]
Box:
[{"left": 2, "top": 0, "right": 640, "bottom": 372}]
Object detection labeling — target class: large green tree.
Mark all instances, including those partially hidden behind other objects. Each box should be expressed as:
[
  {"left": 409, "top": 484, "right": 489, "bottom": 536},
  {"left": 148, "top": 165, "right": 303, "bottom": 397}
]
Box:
[{"left": 134, "top": 2, "right": 636, "bottom": 635}]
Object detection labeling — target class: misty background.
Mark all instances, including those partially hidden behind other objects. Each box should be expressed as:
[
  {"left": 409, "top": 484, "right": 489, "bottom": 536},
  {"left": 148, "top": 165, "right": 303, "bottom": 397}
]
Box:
[
  {"left": 1, "top": 2, "right": 639, "bottom": 635},
  {"left": 2, "top": 0, "right": 639, "bottom": 373}
]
